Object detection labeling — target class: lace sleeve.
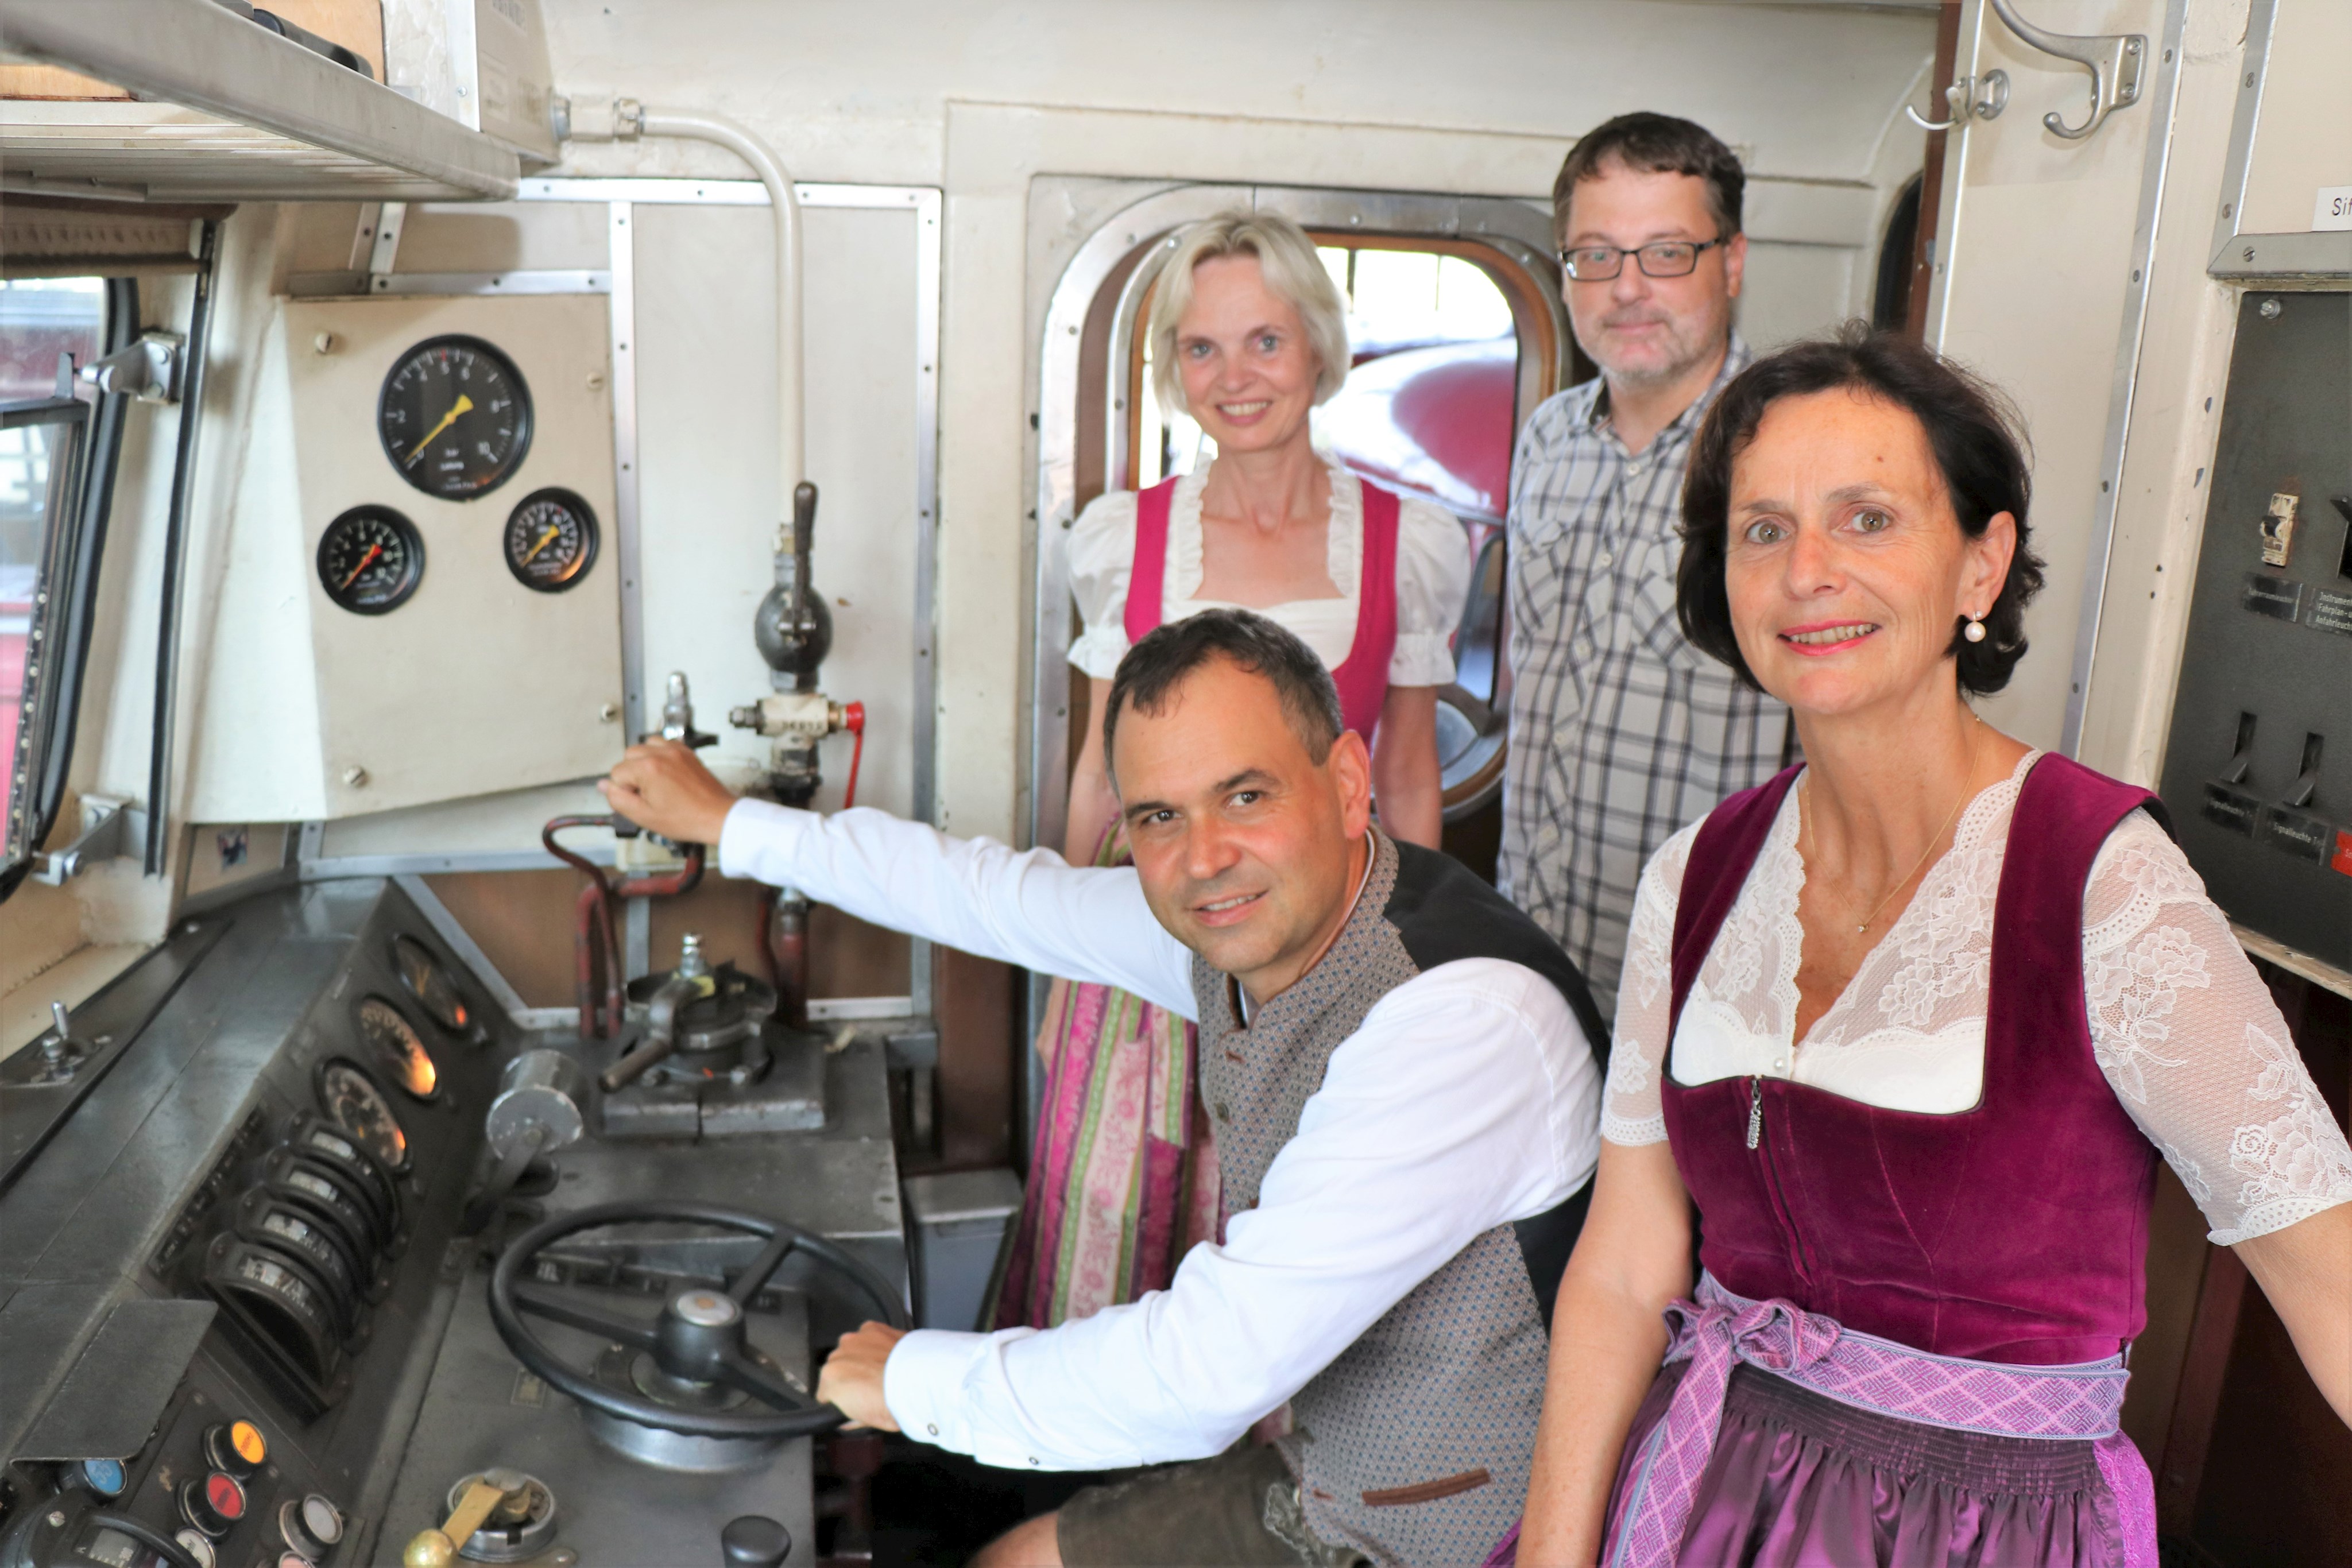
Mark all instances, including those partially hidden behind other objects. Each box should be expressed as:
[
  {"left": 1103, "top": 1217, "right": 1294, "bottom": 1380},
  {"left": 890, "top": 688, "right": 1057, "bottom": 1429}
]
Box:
[
  {"left": 1602, "top": 825, "right": 1696, "bottom": 1146},
  {"left": 2082, "top": 810, "right": 2352, "bottom": 1245}
]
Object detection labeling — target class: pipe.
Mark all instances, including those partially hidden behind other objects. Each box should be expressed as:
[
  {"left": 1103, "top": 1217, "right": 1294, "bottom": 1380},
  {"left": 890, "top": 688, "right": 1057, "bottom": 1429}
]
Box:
[{"left": 636, "top": 109, "right": 804, "bottom": 510}]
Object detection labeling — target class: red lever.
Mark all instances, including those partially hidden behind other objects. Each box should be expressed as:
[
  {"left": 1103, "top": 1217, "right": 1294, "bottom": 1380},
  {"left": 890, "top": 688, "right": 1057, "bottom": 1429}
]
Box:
[{"left": 841, "top": 700, "right": 866, "bottom": 810}]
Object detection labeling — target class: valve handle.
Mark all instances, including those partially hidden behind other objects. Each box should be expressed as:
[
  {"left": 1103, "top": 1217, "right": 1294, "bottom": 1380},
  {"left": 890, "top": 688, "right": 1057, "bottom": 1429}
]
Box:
[
  {"left": 841, "top": 701, "right": 866, "bottom": 810},
  {"left": 403, "top": 1475, "right": 513, "bottom": 1568}
]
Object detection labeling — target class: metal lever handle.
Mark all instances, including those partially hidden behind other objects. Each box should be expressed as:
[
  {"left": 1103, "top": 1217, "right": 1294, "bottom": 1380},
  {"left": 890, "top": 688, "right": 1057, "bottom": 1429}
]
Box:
[
  {"left": 1987, "top": 0, "right": 2144, "bottom": 142},
  {"left": 404, "top": 1476, "right": 513, "bottom": 1568}
]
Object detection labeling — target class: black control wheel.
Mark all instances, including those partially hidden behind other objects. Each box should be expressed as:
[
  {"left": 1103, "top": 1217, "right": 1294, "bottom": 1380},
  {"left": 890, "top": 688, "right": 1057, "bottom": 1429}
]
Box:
[{"left": 488, "top": 1200, "right": 907, "bottom": 1439}]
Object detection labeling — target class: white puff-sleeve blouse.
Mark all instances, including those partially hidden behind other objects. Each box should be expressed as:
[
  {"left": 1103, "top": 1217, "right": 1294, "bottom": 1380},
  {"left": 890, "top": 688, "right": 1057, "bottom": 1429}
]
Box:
[
  {"left": 1600, "top": 750, "right": 2352, "bottom": 1247},
  {"left": 1065, "top": 460, "right": 1471, "bottom": 687}
]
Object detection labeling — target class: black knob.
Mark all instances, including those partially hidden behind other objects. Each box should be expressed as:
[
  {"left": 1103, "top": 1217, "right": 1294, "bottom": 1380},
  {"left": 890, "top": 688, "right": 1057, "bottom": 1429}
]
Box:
[{"left": 721, "top": 1514, "right": 792, "bottom": 1567}]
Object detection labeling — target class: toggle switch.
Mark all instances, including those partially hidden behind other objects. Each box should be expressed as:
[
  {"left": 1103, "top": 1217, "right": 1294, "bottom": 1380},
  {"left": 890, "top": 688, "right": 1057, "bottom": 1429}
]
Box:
[
  {"left": 2222, "top": 711, "right": 2257, "bottom": 784},
  {"left": 2202, "top": 712, "right": 2264, "bottom": 837},
  {"left": 2284, "top": 733, "right": 2323, "bottom": 808}
]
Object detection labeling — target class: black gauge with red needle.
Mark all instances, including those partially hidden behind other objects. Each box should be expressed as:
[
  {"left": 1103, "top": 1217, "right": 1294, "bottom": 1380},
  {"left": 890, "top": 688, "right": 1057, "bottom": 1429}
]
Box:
[{"left": 316, "top": 505, "right": 424, "bottom": 614}]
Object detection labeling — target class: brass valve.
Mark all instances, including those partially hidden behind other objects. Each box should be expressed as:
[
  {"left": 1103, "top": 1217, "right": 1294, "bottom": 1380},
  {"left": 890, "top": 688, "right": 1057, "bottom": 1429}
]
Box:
[{"left": 402, "top": 1471, "right": 531, "bottom": 1568}]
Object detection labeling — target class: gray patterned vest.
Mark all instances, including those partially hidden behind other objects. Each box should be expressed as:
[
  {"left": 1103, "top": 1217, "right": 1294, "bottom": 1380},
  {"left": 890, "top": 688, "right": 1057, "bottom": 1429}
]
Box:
[{"left": 1192, "top": 832, "right": 1607, "bottom": 1566}]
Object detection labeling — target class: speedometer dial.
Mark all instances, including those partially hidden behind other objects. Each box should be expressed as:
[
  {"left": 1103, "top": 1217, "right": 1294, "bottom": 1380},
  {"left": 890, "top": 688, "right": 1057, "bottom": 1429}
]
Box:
[
  {"left": 354, "top": 997, "right": 439, "bottom": 1101},
  {"left": 377, "top": 335, "right": 533, "bottom": 499}
]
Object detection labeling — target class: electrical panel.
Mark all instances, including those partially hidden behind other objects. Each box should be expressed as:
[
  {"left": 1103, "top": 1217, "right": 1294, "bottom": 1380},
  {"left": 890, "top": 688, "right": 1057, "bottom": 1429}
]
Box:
[{"left": 2157, "top": 290, "right": 2351, "bottom": 970}]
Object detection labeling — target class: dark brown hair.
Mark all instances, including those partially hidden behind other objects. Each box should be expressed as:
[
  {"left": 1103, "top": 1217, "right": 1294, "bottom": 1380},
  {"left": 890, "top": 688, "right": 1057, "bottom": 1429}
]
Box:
[
  {"left": 1102, "top": 609, "right": 1343, "bottom": 780},
  {"left": 1677, "top": 324, "right": 2045, "bottom": 696},
  {"left": 1552, "top": 112, "right": 1744, "bottom": 243}
]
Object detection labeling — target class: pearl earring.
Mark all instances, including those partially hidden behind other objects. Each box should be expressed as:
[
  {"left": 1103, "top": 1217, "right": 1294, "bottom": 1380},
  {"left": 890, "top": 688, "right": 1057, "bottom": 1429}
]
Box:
[{"left": 1963, "top": 615, "right": 1987, "bottom": 644}]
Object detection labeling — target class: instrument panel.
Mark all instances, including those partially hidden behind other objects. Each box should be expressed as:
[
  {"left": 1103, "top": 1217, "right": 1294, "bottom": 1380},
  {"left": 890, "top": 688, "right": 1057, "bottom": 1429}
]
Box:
[{"left": 0, "top": 882, "right": 510, "bottom": 1568}]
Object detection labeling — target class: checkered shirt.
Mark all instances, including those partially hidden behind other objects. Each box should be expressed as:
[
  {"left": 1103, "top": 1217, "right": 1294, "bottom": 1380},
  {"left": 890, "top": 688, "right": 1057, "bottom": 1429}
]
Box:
[{"left": 1500, "top": 334, "right": 1790, "bottom": 1016}]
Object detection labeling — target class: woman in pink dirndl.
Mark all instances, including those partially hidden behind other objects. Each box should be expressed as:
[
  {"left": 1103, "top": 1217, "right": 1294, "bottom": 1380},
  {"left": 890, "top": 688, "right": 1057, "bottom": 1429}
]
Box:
[
  {"left": 1496, "top": 330, "right": 2351, "bottom": 1567},
  {"left": 991, "top": 210, "right": 1468, "bottom": 1334}
]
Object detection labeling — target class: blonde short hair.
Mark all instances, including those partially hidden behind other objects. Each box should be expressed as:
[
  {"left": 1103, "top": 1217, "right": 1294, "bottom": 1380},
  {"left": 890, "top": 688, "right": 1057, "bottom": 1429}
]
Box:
[{"left": 1147, "top": 210, "right": 1350, "bottom": 416}]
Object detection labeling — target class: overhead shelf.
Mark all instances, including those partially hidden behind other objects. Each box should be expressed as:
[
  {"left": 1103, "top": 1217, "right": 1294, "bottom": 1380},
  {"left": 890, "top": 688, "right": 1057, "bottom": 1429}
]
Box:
[{"left": 0, "top": 0, "right": 520, "bottom": 203}]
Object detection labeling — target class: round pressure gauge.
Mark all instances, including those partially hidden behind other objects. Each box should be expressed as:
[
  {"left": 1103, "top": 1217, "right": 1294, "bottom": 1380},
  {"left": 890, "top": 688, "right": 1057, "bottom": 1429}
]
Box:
[
  {"left": 316, "top": 505, "right": 424, "bottom": 615},
  {"left": 316, "top": 1057, "right": 409, "bottom": 1172},
  {"left": 354, "top": 996, "right": 439, "bottom": 1101},
  {"left": 392, "top": 934, "right": 470, "bottom": 1033},
  {"left": 377, "top": 334, "right": 533, "bottom": 499},
  {"left": 502, "top": 487, "right": 599, "bottom": 593}
]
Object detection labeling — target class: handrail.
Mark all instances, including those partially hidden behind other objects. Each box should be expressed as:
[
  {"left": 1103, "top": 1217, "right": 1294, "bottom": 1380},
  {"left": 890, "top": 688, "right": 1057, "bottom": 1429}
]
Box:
[{"left": 1987, "top": 0, "right": 2146, "bottom": 142}]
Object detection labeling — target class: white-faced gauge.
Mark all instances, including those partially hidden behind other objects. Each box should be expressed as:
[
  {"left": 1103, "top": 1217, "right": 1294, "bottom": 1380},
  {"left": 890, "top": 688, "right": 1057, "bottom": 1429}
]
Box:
[
  {"left": 377, "top": 334, "right": 533, "bottom": 499},
  {"left": 502, "top": 487, "right": 599, "bottom": 593},
  {"left": 316, "top": 505, "right": 424, "bottom": 615}
]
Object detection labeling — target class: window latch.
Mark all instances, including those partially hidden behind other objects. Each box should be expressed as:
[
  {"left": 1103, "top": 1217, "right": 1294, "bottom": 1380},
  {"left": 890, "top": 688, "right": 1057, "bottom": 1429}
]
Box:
[
  {"left": 32, "top": 795, "right": 147, "bottom": 886},
  {"left": 77, "top": 332, "right": 185, "bottom": 404}
]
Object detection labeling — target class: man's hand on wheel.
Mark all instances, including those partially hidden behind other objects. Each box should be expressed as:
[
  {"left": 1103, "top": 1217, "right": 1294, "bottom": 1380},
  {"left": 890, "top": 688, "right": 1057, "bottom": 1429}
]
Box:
[
  {"left": 817, "top": 1321, "right": 907, "bottom": 1432},
  {"left": 599, "top": 740, "right": 738, "bottom": 846}
]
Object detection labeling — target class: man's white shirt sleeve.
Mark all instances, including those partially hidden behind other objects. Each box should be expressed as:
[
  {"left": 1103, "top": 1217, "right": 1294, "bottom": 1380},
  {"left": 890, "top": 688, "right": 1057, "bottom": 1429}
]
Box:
[
  {"left": 717, "top": 799, "right": 1194, "bottom": 1017},
  {"left": 884, "top": 959, "right": 1601, "bottom": 1471}
]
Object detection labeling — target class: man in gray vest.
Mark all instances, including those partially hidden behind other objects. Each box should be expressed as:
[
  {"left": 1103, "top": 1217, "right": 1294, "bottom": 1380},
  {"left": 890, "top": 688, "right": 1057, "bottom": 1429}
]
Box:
[{"left": 603, "top": 610, "right": 1606, "bottom": 1568}]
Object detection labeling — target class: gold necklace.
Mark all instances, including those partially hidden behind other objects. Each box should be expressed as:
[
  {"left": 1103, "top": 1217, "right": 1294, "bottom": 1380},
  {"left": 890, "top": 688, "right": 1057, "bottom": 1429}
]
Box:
[{"left": 1803, "top": 714, "right": 1984, "bottom": 936}]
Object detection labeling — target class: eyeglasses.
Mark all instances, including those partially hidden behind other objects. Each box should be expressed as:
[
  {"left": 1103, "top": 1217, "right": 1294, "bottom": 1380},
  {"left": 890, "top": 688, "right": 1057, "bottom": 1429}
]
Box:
[{"left": 1556, "top": 237, "right": 1729, "bottom": 281}]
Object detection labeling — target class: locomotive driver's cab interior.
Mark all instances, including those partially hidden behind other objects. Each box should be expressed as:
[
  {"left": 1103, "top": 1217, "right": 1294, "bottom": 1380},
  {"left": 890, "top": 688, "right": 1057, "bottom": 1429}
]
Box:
[{"left": 0, "top": 2, "right": 2346, "bottom": 1565}]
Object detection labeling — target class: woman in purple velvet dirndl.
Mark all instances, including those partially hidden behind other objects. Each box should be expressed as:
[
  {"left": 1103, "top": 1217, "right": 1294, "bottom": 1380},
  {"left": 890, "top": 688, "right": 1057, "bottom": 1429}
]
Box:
[{"left": 1491, "top": 329, "right": 2352, "bottom": 1567}]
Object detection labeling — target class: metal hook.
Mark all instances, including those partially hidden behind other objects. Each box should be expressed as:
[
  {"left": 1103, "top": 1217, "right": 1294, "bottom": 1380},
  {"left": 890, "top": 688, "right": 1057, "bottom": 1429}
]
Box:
[
  {"left": 1987, "top": 0, "right": 2144, "bottom": 142},
  {"left": 1906, "top": 71, "right": 2010, "bottom": 133}
]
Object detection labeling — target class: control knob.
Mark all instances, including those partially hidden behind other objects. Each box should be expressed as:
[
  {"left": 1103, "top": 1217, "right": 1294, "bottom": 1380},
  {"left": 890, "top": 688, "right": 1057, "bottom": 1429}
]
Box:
[
  {"left": 203, "top": 1419, "right": 267, "bottom": 1478},
  {"left": 721, "top": 1515, "right": 793, "bottom": 1567},
  {"left": 180, "top": 1472, "right": 247, "bottom": 1539}
]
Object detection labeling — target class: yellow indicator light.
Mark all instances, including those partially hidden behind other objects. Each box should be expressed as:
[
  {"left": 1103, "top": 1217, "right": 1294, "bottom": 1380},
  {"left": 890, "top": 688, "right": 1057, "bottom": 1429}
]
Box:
[{"left": 230, "top": 1420, "right": 267, "bottom": 1466}]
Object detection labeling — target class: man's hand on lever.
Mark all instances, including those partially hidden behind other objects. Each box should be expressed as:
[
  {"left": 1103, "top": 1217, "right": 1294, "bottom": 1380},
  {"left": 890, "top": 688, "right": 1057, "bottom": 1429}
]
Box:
[
  {"left": 599, "top": 740, "right": 739, "bottom": 845},
  {"left": 817, "top": 1322, "right": 907, "bottom": 1433}
]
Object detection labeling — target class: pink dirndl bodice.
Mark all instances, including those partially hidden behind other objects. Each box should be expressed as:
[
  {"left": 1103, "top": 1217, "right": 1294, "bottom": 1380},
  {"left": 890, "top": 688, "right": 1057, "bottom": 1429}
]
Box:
[{"left": 1124, "top": 473, "right": 1401, "bottom": 740}]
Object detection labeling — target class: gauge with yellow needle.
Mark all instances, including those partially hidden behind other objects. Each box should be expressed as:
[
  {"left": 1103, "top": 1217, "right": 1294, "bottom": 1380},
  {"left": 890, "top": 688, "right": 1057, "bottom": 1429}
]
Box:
[
  {"left": 376, "top": 335, "right": 533, "bottom": 499},
  {"left": 501, "top": 487, "right": 599, "bottom": 593}
]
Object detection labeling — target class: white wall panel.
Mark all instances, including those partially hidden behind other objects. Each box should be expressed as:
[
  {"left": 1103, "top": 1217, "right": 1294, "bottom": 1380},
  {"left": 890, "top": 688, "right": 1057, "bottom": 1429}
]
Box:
[
  {"left": 630, "top": 201, "right": 920, "bottom": 818},
  {"left": 1928, "top": 0, "right": 2171, "bottom": 753}
]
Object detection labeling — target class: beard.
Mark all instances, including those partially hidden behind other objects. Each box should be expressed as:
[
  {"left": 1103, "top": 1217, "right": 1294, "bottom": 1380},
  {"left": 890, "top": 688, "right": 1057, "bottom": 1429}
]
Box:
[{"left": 1577, "top": 299, "right": 1730, "bottom": 389}]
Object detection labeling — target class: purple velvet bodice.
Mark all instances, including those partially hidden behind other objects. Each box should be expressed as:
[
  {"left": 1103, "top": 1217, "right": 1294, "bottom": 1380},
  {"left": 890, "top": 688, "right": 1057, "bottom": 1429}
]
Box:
[{"left": 1660, "top": 753, "right": 2169, "bottom": 1365}]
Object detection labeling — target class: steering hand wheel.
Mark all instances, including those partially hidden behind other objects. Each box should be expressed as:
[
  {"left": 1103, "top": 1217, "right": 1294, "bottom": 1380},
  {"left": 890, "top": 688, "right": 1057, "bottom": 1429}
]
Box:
[{"left": 488, "top": 1200, "right": 908, "bottom": 1439}]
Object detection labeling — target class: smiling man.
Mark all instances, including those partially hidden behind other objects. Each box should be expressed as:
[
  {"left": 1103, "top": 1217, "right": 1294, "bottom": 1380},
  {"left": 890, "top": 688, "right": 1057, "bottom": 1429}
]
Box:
[
  {"left": 602, "top": 610, "right": 1604, "bottom": 1568},
  {"left": 1503, "top": 113, "right": 1792, "bottom": 1020}
]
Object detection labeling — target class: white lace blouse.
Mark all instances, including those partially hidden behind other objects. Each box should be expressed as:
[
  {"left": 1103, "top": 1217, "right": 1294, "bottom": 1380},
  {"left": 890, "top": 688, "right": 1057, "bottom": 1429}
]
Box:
[
  {"left": 1066, "top": 459, "right": 1471, "bottom": 687},
  {"left": 1603, "top": 752, "right": 2352, "bottom": 1246}
]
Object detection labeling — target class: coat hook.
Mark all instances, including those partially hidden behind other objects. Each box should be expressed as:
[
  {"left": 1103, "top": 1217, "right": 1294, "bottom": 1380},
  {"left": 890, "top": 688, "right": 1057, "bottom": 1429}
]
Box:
[
  {"left": 1987, "top": 0, "right": 2145, "bottom": 142},
  {"left": 1905, "top": 70, "right": 2010, "bottom": 132}
]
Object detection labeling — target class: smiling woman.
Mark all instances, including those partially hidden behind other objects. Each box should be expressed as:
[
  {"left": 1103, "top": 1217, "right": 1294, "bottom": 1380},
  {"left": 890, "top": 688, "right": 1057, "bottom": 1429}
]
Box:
[{"left": 1505, "top": 328, "right": 2352, "bottom": 1568}]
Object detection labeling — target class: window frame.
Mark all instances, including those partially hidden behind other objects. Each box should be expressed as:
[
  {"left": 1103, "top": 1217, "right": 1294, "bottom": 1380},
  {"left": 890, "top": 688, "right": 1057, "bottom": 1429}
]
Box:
[{"left": 0, "top": 277, "right": 137, "bottom": 901}]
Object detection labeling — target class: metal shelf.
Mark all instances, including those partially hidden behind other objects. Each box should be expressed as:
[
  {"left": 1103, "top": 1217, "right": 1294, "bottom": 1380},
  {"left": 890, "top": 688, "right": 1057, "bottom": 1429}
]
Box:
[{"left": 0, "top": 0, "right": 518, "bottom": 202}]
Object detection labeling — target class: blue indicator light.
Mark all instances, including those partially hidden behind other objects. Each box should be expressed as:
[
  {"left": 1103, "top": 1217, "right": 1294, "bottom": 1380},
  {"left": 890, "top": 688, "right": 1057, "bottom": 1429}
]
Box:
[{"left": 78, "top": 1457, "right": 126, "bottom": 1497}]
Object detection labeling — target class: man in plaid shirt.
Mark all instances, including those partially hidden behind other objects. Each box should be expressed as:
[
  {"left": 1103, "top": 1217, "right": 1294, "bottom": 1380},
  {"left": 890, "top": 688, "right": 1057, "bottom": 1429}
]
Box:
[{"left": 1503, "top": 113, "right": 1791, "bottom": 1015}]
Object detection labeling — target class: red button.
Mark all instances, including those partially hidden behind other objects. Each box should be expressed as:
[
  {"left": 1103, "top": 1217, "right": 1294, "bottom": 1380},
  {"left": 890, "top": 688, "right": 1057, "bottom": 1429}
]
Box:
[
  {"left": 2331, "top": 828, "right": 2352, "bottom": 878},
  {"left": 206, "top": 1472, "right": 247, "bottom": 1521}
]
